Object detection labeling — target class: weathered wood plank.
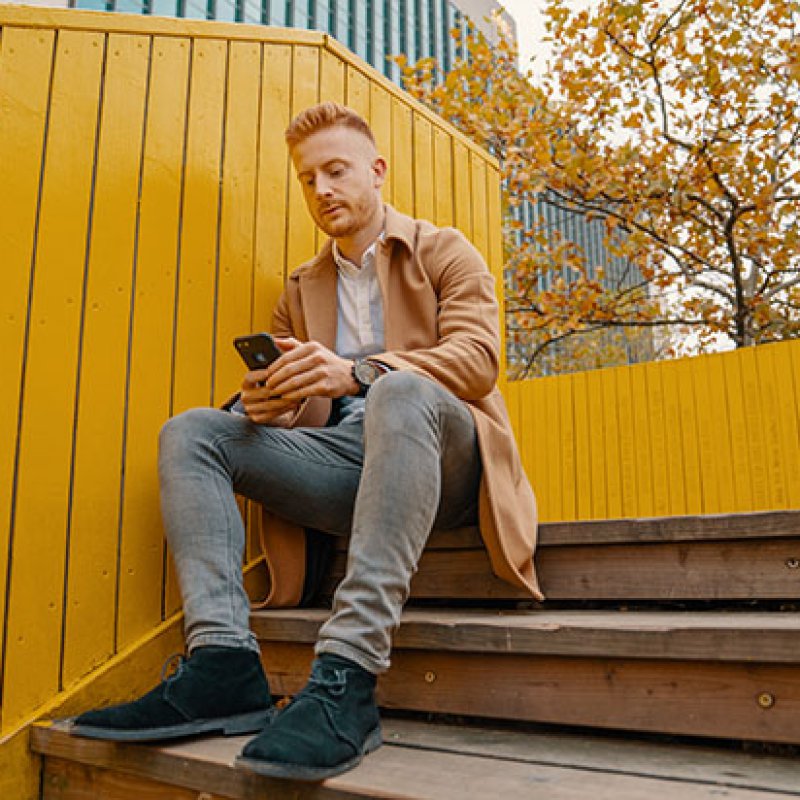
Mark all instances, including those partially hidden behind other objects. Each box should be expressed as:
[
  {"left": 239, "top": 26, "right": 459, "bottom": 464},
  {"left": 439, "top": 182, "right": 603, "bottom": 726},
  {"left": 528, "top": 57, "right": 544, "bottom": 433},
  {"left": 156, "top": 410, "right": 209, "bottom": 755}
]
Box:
[
  {"left": 261, "top": 643, "right": 800, "bottom": 745},
  {"left": 324, "top": 533, "right": 800, "bottom": 601},
  {"left": 34, "top": 719, "right": 800, "bottom": 799},
  {"left": 253, "top": 608, "right": 800, "bottom": 664}
]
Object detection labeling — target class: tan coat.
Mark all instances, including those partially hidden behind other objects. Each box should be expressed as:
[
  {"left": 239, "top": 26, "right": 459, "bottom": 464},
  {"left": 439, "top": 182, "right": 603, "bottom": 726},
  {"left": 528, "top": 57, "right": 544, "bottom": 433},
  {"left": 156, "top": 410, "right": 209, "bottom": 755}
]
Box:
[{"left": 256, "top": 205, "right": 542, "bottom": 607}]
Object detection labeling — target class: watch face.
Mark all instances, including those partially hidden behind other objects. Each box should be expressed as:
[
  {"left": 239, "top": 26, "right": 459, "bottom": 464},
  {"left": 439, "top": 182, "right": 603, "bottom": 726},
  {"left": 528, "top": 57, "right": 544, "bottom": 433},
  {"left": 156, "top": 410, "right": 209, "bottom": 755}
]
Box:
[{"left": 354, "top": 360, "right": 383, "bottom": 386}]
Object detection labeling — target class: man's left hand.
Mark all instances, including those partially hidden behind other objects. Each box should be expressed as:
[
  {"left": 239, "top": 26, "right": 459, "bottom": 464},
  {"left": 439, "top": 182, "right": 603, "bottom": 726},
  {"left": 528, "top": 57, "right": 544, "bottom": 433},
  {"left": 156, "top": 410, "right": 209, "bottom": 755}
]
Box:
[{"left": 264, "top": 337, "right": 359, "bottom": 399}]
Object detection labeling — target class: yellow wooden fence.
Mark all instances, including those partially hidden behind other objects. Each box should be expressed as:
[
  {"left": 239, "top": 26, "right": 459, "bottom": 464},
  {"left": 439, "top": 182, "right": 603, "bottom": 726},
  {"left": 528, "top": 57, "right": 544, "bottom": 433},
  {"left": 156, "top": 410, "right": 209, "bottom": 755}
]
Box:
[
  {"left": 0, "top": 4, "right": 504, "bottom": 773},
  {"left": 508, "top": 340, "right": 800, "bottom": 523}
]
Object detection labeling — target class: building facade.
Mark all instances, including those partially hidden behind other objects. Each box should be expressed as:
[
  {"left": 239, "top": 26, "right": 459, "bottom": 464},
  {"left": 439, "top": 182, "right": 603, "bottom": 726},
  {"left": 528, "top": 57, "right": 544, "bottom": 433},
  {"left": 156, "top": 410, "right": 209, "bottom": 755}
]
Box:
[{"left": 68, "top": 0, "right": 513, "bottom": 84}]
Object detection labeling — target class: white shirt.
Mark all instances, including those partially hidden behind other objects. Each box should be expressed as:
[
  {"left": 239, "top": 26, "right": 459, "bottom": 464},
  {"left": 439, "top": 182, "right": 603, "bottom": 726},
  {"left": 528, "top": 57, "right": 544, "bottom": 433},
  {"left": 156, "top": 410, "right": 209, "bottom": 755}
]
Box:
[{"left": 332, "top": 238, "right": 385, "bottom": 361}]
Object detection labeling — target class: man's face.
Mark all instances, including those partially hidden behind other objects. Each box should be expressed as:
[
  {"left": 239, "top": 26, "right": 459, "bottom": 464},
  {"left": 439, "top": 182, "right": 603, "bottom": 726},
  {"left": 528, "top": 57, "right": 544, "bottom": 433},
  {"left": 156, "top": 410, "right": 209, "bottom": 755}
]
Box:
[{"left": 291, "top": 125, "right": 386, "bottom": 240}]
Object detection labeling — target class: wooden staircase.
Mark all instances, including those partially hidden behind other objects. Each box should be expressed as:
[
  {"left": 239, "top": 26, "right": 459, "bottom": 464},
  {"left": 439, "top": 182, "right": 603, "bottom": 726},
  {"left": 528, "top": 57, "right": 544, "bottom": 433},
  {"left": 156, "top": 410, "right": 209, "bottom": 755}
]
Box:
[{"left": 31, "top": 511, "right": 800, "bottom": 798}]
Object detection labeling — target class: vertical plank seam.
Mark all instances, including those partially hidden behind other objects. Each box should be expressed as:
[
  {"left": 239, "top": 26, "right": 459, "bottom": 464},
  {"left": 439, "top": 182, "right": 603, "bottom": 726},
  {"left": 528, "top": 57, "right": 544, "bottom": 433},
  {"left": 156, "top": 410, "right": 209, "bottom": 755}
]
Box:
[
  {"left": 249, "top": 41, "right": 265, "bottom": 332},
  {"left": 282, "top": 44, "right": 296, "bottom": 284},
  {"left": 59, "top": 31, "right": 111, "bottom": 692},
  {"left": 210, "top": 38, "right": 231, "bottom": 407},
  {"left": 0, "top": 27, "right": 59, "bottom": 729}
]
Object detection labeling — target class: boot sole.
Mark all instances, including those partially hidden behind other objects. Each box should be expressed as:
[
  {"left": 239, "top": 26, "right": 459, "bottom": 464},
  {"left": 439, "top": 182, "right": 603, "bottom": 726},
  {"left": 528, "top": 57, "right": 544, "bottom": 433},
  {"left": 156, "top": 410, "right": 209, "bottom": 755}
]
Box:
[
  {"left": 234, "top": 724, "right": 383, "bottom": 782},
  {"left": 65, "top": 707, "right": 274, "bottom": 742}
]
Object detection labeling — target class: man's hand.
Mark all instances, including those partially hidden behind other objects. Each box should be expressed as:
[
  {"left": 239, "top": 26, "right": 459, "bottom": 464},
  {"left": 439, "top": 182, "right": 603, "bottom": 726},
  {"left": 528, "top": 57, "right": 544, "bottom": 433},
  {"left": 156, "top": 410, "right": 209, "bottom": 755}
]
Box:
[
  {"left": 263, "top": 338, "right": 359, "bottom": 400},
  {"left": 239, "top": 338, "right": 359, "bottom": 425}
]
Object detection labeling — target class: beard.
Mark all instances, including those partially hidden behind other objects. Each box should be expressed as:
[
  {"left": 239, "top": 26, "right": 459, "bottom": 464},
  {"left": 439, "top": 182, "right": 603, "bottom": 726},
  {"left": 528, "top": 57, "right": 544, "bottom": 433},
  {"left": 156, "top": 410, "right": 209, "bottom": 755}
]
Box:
[{"left": 315, "top": 195, "right": 378, "bottom": 239}]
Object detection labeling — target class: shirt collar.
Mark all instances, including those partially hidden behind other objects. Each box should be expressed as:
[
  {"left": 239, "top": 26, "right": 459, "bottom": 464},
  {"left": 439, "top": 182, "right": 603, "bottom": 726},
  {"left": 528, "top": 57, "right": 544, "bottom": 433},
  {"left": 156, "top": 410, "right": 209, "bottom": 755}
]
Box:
[{"left": 332, "top": 232, "right": 384, "bottom": 275}]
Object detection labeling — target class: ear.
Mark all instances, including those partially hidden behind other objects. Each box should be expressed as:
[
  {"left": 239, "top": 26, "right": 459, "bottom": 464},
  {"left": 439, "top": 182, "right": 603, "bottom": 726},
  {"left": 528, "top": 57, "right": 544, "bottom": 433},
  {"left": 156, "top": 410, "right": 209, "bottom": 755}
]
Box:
[{"left": 372, "top": 157, "right": 388, "bottom": 189}]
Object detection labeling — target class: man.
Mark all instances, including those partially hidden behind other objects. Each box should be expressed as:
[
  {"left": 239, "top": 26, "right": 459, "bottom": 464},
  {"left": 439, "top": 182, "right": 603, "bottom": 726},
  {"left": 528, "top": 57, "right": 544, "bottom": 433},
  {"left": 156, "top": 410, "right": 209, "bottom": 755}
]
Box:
[{"left": 69, "top": 102, "right": 541, "bottom": 781}]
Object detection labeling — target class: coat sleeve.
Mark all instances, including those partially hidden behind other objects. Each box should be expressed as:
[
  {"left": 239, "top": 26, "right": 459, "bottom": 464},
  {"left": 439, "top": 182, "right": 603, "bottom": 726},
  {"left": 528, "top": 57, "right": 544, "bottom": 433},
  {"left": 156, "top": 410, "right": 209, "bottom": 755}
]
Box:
[{"left": 375, "top": 228, "right": 501, "bottom": 402}]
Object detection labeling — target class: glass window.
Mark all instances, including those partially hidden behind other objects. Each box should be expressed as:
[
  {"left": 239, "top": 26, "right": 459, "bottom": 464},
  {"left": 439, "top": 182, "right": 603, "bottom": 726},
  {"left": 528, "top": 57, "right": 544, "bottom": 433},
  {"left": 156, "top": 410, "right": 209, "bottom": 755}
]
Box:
[
  {"left": 269, "top": 0, "right": 285, "bottom": 23},
  {"left": 151, "top": 0, "right": 179, "bottom": 15},
  {"left": 314, "top": 0, "right": 330, "bottom": 31},
  {"left": 75, "top": 0, "right": 110, "bottom": 9},
  {"left": 182, "top": 0, "right": 208, "bottom": 18},
  {"left": 335, "top": 0, "right": 348, "bottom": 42},
  {"left": 215, "top": 0, "right": 237, "bottom": 21}
]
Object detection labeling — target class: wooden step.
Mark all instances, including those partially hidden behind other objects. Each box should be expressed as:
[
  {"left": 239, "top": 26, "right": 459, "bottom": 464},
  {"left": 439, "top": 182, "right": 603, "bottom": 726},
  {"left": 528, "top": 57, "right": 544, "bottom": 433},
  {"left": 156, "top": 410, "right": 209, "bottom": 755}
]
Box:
[
  {"left": 253, "top": 607, "right": 800, "bottom": 745},
  {"left": 320, "top": 511, "right": 800, "bottom": 602},
  {"left": 31, "top": 716, "right": 800, "bottom": 799}
]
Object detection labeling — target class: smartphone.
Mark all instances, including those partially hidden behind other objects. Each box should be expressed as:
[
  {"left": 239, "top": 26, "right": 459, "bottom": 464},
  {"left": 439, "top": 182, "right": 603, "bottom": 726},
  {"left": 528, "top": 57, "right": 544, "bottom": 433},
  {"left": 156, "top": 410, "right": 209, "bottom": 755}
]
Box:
[{"left": 234, "top": 333, "right": 282, "bottom": 370}]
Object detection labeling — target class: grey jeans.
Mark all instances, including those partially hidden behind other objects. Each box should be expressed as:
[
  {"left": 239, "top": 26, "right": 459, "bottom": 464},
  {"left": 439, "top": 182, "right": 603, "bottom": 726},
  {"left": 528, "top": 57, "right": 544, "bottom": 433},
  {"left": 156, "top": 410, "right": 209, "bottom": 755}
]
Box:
[{"left": 158, "top": 371, "right": 481, "bottom": 674}]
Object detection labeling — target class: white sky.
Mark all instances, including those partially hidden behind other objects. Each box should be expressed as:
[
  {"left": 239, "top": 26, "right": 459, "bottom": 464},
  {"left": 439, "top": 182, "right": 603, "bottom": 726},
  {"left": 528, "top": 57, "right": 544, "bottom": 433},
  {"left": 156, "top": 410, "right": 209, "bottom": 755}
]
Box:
[{"left": 501, "top": 0, "right": 548, "bottom": 73}]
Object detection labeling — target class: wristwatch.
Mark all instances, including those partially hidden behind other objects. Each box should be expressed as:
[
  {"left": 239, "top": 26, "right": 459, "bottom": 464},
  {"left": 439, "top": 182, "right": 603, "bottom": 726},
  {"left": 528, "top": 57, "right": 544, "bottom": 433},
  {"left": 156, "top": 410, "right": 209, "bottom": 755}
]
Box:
[{"left": 352, "top": 359, "right": 386, "bottom": 396}]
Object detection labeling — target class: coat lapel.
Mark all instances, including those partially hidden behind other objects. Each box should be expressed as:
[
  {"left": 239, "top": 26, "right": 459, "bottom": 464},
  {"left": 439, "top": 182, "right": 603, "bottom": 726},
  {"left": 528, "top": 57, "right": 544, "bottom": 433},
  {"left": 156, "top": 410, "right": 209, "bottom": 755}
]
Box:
[{"left": 298, "top": 248, "right": 337, "bottom": 349}]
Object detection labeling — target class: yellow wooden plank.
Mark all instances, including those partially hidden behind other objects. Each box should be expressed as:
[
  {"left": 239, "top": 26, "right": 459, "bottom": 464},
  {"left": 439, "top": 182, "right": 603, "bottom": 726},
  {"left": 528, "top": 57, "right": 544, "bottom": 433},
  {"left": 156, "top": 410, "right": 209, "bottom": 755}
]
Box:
[
  {"left": 319, "top": 45, "right": 345, "bottom": 103},
  {"left": 469, "top": 154, "right": 489, "bottom": 262},
  {"left": 542, "top": 375, "right": 563, "bottom": 523},
  {"left": 369, "top": 81, "right": 392, "bottom": 205},
  {"left": 675, "top": 356, "right": 703, "bottom": 514},
  {"left": 171, "top": 38, "right": 227, "bottom": 414},
  {"left": 645, "top": 362, "right": 670, "bottom": 517},
  {"left": 117, "top": 35, "right": 195, "bottom": 649},
  {"left": 390, "top": 98, "right": 414, "bottom": 214},
  {"left": 62, "top": 33, "right": 150, "bottom": 687},
  {"left": 769, "top": 341, "right": 800, "bottom": 509},
  {"left": 586, "top": 369, "right": 607, "bottom": 520},
  {"left": 453, "top": 139, "right": 472, "bottom": 239},
  {"left": 557, "top": 375, "right": 577, "bottom": 521},
  {"left": 345, "top": 64, "right": 370, "bottom": 119},
  {"left": 2, "top": 29, "right": 104, "bottom": 728},
  {"left": 253, "top": 43, "right": 292, "bottom": 322},
  {"left": 660, "top": 357, "right": 687, "bottom": 516},
  {"left": 738, "top": 347, "right": 770, "bottom": 510},
  {"left": 525, "top": 379, "right": 547, "bottom": 514},
  {"left": 690, "top": 356, "right": 718, "bottom": 513},
  {"left": 706, "top": 353, "right": 736, "bottom": 512},
  {"left": 506, "top": 381, "right": 520, "bottom": 442},
  {"left": 600, "top": 368, "right": 623, "bottom": 519},
  {"left": 572, "top": 371, "right": 592, "bottom": 520},
  {"left": 630, "top": 364, "right": 653, "bottom": 517},
  {"left": 433, "top": 126, "right": 454, "bottom": 227},
  {"left": 755, "top": 344, "right": 790, "bottom": 510},
  {"left": 213, "top": 40, "right": 261, "bottom": 408},
  {"left": 285, "top": 45, "right": 319, "bottom": 272},
  {"left": 0, "top": 26, "right": 55, "bottom": 694},
  {"left": 722, "top": 348, "right": 752, "bottom": 512},
  {"left": 412, "top": 113, "right": 434, "bottom": 222},
  {"left": 615, "top": 366, "right": 639, "bottom": 518}
]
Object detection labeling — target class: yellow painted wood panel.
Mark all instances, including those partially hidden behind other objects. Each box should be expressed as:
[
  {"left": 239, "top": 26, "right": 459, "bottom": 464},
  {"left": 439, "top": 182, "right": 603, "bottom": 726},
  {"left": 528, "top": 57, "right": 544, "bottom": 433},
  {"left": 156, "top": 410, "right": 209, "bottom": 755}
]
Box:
[
  {"left": 469, "top": 154, "right": 489, "bottom": 264},
  {"left": 319, "top": 46, "right": 345, "bottom": 103},
  {"left": 542, "top": 375, "right": 563, "bottom": 523},
  {"left": 452, "top": 139, "right": 472, "bottom": 239},
  {"left": 391, "top": 98, "right": 414, "bottom": 214},
  {"left": 345, "top": 64, "right": 370, "bottom": 118},
  {"left": 412, "top": 113, "right": 434, "bottom": 223},
  {"left": 706, "top": 354, "right": 736, "bottom": 511},
  {"left": 369, "top": 81, "right": 392, "bottom": 204},
  {"left": 433, "top": 127, "right": 454, "bottom": 227},
  {"left": 116, "top": 35, "right": 192, "bottom": 647},
  {"left": 557, "top": 376, "right": 577, "bottom": 521},
  {"left": 62, "top": 33, "right": 151, "bottom": 687},
  {"left": 615, "top": 366, "right": 639, "bottom": 518},
  {"left": 2, "top": 29, "right": 105, "bottom": 728},
  {"left": 254, "top": 43, "right": 292, "bottom": 313},
  {"left": 600, "top": 368, "right": 623, "bottom": 519},
  {"left": 573, "top": 371, "right": 592, "bottom": 520},
  {"left": 285, "top": 45, "right": 319, "bottom": 271},
  {"left": 171, "top": 38, "right": 226, "bottom": 414},
  {"left": 486, "top": 166, "right": 506, "bottom": 392},
  {"left": 660, "top": 359, "right": 687, "bottom": 516},
  {"left": 630, "top": 365, "right": 654, "bottom": 516},
  {"left": 767, "top": 342, "right": 800, "bottom": 509},
  {"left": 755, "top": 344, "right": 791, "bottom": 510},
  {"left": 723, "top": 349, "right": 753, "bottom": 511},
  {"left": 739, "top": 347, "right": 770, "bottom": 509},
  {"left": 213, "top": 40, "right": 261, "bottom": 408},
  {"left": 646, "top": 362, "right": 671, "bottom": 517},
  {"left": 675, "top": 357, "right": 703, "bottom": 514},
  {"left": 586, "top": 369, "right": 607, "bottom": 520},
  {"left": 0, "top": 26, "right": 55, "bottom": 690}
]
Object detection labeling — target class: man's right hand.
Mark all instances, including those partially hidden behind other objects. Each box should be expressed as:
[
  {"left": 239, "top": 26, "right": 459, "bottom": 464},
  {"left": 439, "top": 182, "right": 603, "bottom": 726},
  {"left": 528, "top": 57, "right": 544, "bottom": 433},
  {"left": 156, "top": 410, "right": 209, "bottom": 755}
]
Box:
[{"left": 240, "top": 370, "right": 300, "bottom": 425}]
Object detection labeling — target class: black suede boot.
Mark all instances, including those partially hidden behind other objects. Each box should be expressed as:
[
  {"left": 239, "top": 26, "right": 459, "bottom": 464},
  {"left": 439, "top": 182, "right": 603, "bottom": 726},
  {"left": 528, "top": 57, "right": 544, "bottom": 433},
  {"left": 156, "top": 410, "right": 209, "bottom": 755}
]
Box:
[
  {"left": 68, "top": 646, "right": 273, "bottom": 742},
  {"left": 235, "top": 654, "right": 381, "bottom": 781}
]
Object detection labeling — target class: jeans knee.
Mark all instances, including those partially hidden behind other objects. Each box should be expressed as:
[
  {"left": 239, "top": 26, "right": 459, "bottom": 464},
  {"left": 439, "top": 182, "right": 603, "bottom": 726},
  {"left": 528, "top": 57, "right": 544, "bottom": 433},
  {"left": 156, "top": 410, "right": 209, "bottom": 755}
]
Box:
[
  {"left": 159, "top": 407, "right": 226, "bottom": 466},
  {"left": 365, "top": 371, "right": 440, "bottom": 428}
]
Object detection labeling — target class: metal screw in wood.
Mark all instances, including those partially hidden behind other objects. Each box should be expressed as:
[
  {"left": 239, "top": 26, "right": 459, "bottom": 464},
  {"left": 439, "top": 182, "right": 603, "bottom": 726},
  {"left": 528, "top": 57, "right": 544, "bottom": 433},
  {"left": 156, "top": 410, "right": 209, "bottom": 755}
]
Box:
[
  {"left": 424, "top": 671, "right": 437, "bottom": 684},
  {"left": 757, "top": 692, "right": 775, "bottom": 709},
  {"left": 785, "top": 558, "right": 800, "bottom": 569}
]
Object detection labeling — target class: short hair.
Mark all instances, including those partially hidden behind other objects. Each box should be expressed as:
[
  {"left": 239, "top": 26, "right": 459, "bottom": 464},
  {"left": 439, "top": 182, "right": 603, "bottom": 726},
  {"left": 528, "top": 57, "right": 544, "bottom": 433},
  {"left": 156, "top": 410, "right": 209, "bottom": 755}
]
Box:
[{"left": 285, "top": 102, "right": 376, "bottom": 149}]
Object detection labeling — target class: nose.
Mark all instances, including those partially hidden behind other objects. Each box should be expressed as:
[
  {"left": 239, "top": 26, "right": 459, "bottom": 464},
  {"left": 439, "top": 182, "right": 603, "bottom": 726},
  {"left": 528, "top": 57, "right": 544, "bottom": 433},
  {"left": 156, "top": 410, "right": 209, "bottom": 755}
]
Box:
[{"left": 314, "top": 174, "right": 334, "bottom": 198}]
